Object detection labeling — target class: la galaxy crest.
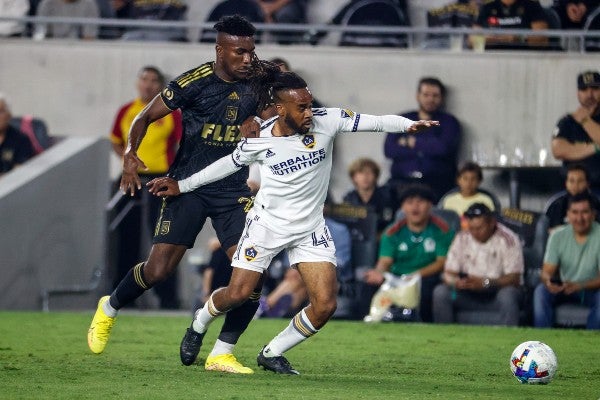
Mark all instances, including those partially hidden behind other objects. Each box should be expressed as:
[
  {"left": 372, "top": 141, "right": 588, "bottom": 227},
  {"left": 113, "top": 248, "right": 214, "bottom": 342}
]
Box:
[
  {"left": 302, "top": 134, "right": 316, "bottom": 149},
  {"left": 244, "top": 246, "right": 258, "bottom": 261}
]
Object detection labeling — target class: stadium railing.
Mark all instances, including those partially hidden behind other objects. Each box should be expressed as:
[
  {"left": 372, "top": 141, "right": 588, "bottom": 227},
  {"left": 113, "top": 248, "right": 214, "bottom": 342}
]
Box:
[{"left": 0, "top": 15, "right": 597, "bottom": 53}]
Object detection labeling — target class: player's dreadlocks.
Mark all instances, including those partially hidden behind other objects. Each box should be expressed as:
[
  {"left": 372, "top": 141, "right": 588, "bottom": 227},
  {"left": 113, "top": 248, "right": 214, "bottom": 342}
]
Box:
[{"left": 247, "top": 57, "right": 282, "bottom": 112}]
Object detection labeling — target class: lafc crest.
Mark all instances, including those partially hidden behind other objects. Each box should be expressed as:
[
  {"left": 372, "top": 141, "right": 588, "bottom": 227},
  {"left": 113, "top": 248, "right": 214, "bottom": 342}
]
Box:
[
  {"left": 226, "top": 106, "right": 238, "bottom": 122},
  {"left": 302, "top": 134, "right": 316, "bottom": 149}
]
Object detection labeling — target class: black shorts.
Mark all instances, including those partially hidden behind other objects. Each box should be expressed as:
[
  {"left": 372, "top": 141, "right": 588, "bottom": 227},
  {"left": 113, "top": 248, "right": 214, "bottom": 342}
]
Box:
[{"left": 152, "top": 188, "right": 254, "bottom": 250}]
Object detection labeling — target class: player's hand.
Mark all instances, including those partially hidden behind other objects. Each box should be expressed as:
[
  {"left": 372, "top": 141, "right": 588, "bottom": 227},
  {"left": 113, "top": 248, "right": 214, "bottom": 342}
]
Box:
[
  {"left": 240, "top": 116, "right": 260, "bottom": 138},
  {"left": 407, "top": 120, "right": 440, "bottom": 133},
  {"left": 146, "top": 176, "right": 181, "bottom": 197},
  {"left": 120, "top": 151, "right": 147, "bottom": 196}
]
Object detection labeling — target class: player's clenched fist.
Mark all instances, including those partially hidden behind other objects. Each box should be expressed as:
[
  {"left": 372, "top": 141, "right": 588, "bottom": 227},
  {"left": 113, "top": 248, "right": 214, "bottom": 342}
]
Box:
[{"left": 146, "top": 176, "right": 181, "bottom": 197}]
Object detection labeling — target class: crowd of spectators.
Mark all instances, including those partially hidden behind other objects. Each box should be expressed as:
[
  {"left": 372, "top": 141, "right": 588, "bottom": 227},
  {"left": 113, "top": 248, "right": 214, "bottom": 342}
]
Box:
[{"left": 1, "top": 0, "right": 598, "bottom": 48}]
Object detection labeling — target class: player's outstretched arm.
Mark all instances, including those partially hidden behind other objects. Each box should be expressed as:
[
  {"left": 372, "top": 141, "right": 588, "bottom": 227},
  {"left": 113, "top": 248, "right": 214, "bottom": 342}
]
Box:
[
  {"left": 347, "top": 113, "right": 439, "bottom": 133},
  {"left": 147, "top": 154, "right": 244, "bottom": 196}
]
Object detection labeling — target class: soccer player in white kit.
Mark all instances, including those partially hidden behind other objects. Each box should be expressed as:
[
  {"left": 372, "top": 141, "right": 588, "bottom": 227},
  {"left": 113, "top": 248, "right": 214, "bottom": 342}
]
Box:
[{"left": 147, "top": 72, "right": 439, "bottom": 374}]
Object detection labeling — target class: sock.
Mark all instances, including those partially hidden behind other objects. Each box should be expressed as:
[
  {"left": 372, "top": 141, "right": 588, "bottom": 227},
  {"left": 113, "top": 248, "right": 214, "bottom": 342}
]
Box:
[
  {"left": 102, "top": 299, "right": 118, "bottom": 318},
  {"left": 209, "top": 339, "right": 235, "bottom": 357},
  {"left": 216, "top": 291, "right": 261, "bottom": 345},
  {"left": 109, "top": 263, "right": 150, "bottom": 310},
  {"left": 263, "top": 308, "right": 318, "bottom": 357},
  {"left": 192, "top": 291, "right": 224, "bottom": 334}
]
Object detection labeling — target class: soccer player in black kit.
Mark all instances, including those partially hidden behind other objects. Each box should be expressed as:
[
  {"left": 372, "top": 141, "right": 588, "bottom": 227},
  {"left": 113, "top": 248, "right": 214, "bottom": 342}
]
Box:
[{"left": 88, "top": 15, "right": 278, "bottom": 374}]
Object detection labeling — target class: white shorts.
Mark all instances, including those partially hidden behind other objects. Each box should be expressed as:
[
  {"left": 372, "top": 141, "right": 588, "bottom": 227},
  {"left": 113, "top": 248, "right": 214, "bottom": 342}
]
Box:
[{"left": 231, "top": 210, "right": 338, "bottom": 273}]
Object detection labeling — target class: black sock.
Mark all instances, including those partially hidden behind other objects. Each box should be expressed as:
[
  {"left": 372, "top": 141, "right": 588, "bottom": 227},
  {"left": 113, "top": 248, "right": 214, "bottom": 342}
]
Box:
[
  {"left": 109, "top": 263, "right": 151, "bottom": 310},
  {"left": 217, "top": 291, "right": 261, "bottom": 344}
]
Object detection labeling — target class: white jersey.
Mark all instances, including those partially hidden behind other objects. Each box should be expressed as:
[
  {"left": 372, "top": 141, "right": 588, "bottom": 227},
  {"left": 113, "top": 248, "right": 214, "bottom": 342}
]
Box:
[{"left": 178, "top": 107, "right": 415, "bottom": 234}]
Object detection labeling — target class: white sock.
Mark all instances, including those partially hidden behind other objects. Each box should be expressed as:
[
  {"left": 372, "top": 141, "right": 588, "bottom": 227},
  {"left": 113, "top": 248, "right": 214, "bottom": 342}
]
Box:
[
  {"left": 102, "top": 298, "right": 118, "bottom": 318},
  {"left": 192, "top": 293, "right": 223, "bottom": 333},
  {"left": 209, "top": 339, "right": 235, "bottom": 357},
  {"left": 263, "top": 308, "right": 318, "bottom": 357}
]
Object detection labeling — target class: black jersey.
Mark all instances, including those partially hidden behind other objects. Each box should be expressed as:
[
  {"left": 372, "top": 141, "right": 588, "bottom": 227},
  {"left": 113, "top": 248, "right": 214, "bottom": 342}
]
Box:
[
  {"left": 161, "top": 62, "right": 259, "bottom": 191},
  {"left": 554, "top": 113, "right": 600, "bottom": 187}
]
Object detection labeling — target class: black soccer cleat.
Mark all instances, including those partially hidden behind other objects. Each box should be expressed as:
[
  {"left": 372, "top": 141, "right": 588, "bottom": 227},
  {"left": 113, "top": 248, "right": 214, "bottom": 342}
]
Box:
[
  {"left": 180, "top": 327, "right": 205, "bottom": 366},
  {"left": 257, "top": 346, "right": 300, "bottom": 375}
]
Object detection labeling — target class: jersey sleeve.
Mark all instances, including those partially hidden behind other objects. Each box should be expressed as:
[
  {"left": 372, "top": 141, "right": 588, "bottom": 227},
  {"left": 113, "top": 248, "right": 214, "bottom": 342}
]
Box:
[
  {"left": 325, "top": 108, "right": 414, "bottom": 134},
  {"left": 177, "top": 138, "right": 263, "bottom": 193},
  {"left": 160, "top": 77, "right": 194, "bottom": 111}
]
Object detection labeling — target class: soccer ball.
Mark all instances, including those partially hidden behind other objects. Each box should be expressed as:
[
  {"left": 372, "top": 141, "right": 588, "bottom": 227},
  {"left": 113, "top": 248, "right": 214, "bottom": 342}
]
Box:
[{"left": 510, "top": 341, "right": 557, "bottom": 384}]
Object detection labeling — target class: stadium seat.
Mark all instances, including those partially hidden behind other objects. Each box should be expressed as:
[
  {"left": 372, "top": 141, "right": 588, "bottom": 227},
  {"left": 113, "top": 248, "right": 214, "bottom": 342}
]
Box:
[
  {"left": 542, "top": 6, "right": 564, "bottom": 50},
  {"left": 9, "top": 115, "right": 53, "bottom": 155},
  {"left": 328, "top": 203, "right": 378, "bottom": 319},
  {"left": 584, "top": 5, "right": 600, "bottom": 51},
  {"left": 336, "top": 0, "right": 410, "bottom": 47}
]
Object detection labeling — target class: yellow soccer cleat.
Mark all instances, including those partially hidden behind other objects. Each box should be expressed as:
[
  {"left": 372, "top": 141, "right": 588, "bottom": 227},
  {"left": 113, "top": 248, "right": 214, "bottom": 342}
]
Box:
[
  {"left": 87, "top": 296, "right": 116, "bottom": 354},
  {"left": 205, "top": 354, "right": 254, "bottom": 374}
]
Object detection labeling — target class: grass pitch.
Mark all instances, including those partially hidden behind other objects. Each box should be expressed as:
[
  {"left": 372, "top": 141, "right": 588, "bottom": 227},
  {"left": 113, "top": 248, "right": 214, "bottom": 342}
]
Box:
[{"left": 0, "top": 311, "right": 598, "bottom": 400}]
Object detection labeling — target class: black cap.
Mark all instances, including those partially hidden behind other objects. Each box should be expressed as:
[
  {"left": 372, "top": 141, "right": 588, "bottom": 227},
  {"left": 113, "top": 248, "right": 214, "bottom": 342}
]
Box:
[
  {"left": 398, "top": 184, "right": 435, "bottom": 205},
  {"left": 464, "top": 202, "right": 493, "bottom": 218},
  {"left": 578, "top": 71, "right": 600, "bottom": 90}
]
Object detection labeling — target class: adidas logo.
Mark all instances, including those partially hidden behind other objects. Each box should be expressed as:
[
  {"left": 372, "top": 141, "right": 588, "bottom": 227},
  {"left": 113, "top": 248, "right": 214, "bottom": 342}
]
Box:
[
  {"left": 265, "top": 149, "right": 275, "bottom": 158},
  {"left": 228, "top": 91, "right": 239, "bottom": 100}
]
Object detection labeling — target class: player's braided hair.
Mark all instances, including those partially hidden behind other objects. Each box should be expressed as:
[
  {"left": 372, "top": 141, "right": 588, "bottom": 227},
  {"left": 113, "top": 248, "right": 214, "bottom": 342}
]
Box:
[{"left": 271, "top": 72, "right": 308, "bottom": 97}]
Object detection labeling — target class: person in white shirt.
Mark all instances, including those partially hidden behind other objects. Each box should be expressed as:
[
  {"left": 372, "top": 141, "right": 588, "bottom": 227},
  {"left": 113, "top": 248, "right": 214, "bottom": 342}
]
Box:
[
  {"left": 147, "top": 71, "right": 438, "bottom": 374},
  {"left": 432, "top": 202, "right": 524, "bottom": 326}
]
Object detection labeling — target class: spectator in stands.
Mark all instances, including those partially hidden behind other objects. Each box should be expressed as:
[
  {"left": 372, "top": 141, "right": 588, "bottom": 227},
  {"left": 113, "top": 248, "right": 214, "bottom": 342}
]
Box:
[
  {"left": 0, "top": 94, "right": 34, "bottom": 175},
  {"left": 361, "top": 184, "right": 455, "bottom": 322},
  {"left": 342, "top": 157, "right": 396, "bottom": 236},
  {"left": 384, "top": 77, "right": 461, "bottom": 202},
  {"left": 425, "top": 0, "right": 483, "bottom": 49},
  {"left": 34, "top": 0, "right": 99, "bottom": 39},
  {"left": 534, "top": 192, "right": 600, "bottom": 329},
  {"left": 109, "top": 65, "right": 182, "bottom": 309},
  {"left": 116, "top": 0, "right": 187, "bottom": 41},
  {"left": 545, "top": 163, "right": 600, "bottom": 229},
  {"left": 551, "top": 71, "right": 600, "bottom": 192},
  {"left": 0, "top": 0, "right": 29, "bottom": 37},
  {"left": 432, "top": 203, "right": 524, "bottom": 326},
  {"left": 471, "top": 0, "right": 549, "bottom": 50},
  {"left": 553, "top": 0, "right": 595, "bottom": 29},
  {"left": 440, "top": 161, "right": 497, "bottom": 229}
]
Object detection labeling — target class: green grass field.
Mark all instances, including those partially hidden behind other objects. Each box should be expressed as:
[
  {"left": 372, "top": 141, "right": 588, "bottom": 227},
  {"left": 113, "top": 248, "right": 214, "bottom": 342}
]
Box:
[{"left": 0, "top": 311, "right": 598, "bottom": 400}]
